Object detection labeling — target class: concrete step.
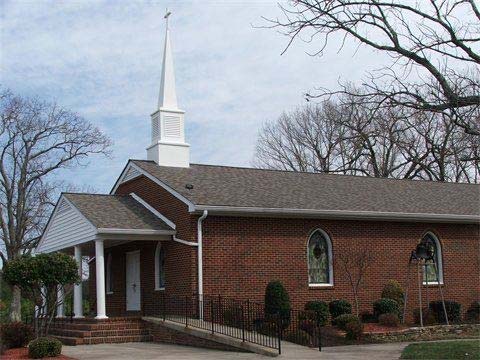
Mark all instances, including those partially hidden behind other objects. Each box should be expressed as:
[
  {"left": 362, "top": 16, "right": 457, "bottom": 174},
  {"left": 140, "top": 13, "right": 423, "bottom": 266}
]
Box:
[{"left": 82, "top": 335, "right": 152, "bottom": 345}]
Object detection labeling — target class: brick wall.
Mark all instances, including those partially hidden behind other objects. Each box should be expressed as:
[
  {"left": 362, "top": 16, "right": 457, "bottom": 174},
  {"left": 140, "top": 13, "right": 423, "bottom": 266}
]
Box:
[
  {"left": 93, "top": 175, "right": 480, "bottom": 324},
  {"left": 201, "top": 216, "right": 479, "bottom": 321}
]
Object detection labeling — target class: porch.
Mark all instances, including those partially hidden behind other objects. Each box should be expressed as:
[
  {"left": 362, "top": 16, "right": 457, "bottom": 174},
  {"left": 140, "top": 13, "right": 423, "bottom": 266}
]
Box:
[{"left": 36, "top": 192, "right": 178, "bottom": 320}]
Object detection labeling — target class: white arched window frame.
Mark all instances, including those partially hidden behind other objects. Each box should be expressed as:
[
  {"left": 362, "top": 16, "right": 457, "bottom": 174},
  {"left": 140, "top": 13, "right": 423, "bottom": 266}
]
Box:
[
  {"left": 307, "top": 229, "right": 334, "bottom": 287},
  {"left": 155, "top": 242, "right": 166, "bottom": 291},
  {"left": 106, "top": 253, "right": 113, "bottom": 294},
  {"left": 422, "top": 232, "right": 444, "bottom": 285}
]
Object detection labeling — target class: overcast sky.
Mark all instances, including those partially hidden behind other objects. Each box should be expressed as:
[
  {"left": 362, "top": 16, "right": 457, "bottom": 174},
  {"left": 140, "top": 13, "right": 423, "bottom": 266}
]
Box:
[{"left": 1, "top": 0, "right": 389, "bottom": 193}]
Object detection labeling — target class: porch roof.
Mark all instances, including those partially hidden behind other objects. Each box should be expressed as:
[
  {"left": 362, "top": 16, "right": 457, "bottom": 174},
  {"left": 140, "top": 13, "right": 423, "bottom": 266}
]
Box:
[
  {"left": 63, "top": 193, "right": 173, "bottom": 232},
  {"left": 37, "top": 193, "right": 175, "bottom": 253}
]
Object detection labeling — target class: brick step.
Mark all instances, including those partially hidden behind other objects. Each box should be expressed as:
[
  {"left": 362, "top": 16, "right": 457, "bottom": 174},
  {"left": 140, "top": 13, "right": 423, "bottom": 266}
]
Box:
[
  {"left": 50, "top": 327, "right": 150, "bottom": 339},
  {"left": 51, "top": 335, "right": 85, "bottom": 346},
  {"left": 51, "top": 322, "right": 145, "bottom": 331},
  {"left": 82, "top": 335, "right": 152, "bottom": 345},
  {"left": 54, "top": 317, "right": 143, "bottom": 324}
]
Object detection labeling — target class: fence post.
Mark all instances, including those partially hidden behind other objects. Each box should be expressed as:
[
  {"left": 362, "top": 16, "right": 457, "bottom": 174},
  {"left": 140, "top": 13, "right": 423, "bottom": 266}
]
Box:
[
  {"left": 241, "top": 305, "right": 245, "bottom": 342},
  {"left": 277, "top": 313, "right": 282, "bottom": 355},
  {"left": 218, "top": 295, "right": 222, "bottom": 326},
  {"left": 185, "top": 295, "right": 188, "bottom": 327},
  {"left": 210, "top": 298, "right": 215, "bottom": 334},
  {"left": 318, "top": 323, "right": 322, "bottom": 352}
]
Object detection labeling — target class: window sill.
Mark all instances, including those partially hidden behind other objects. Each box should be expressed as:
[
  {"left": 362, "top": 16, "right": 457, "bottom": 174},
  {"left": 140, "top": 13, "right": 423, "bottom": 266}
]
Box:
[
  {"left": 422, "top": 282, "right": 443, "bottom": 286},
  {"left": 106, "top": 291, "right": 114, "bottom": 295},
  {"left": 154, "top": 287, "right": 165, "bottom": 291},
  {"left": 309, "top": 284, "right": 334, "bottom": 288}
]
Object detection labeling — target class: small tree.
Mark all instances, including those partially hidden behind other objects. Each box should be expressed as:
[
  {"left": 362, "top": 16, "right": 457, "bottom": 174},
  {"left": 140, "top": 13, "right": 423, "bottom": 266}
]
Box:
[
  {"left": 3, "top": 253, "right": 79, "bottom": 337},
  {"left": 337, "top": 247, "right": 374, "bottom": 316},
  {"left": 264, "top": 280, "right": 291, "bottom": 329}
]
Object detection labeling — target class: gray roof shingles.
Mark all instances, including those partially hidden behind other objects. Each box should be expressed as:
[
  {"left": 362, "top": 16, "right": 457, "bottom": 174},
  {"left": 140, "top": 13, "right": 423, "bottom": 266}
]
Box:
[
  {"left": 63, "top": 193, "right": 173, "bottom": 231},
  {"left": 132, "top": 160, "right": 480, "bottom": 217}
]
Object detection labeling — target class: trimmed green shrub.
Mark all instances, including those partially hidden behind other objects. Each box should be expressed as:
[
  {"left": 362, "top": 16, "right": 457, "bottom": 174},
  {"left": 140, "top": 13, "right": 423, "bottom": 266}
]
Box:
[
  {"left": 378, "top": 313, "right": 400, "bottom": 327},
  {"left": 28, "top": 337, "right": 62, "bottom": 359},
  {"left": 304, "top": 301, "right": 329, "bottom": 326},
  {"left": 373, "top": 298, "right": 400, "bottom": 318},
  {"left": 0, "top": 321, "right": 33, "bottom": 349},
  {"left": 329, "top": 299, "right": 352, "bottom": 321},
  {"left": 264, "top": 281, "right": 291, "bottom": 329},
  {"left": 465, "top": 301, "right": 480, "bottom": 323},
  {"left": 381, "top": 280, "right": 404, "bottom": 308},
  {"left": 345, "top": 319, "right": 363, "bottom": 340},
  {"left": 429, "top": 300, "right": 461, "bottom": 323},
  {"left": 335, "top": 314, "right": 360, "bottom": 331}
]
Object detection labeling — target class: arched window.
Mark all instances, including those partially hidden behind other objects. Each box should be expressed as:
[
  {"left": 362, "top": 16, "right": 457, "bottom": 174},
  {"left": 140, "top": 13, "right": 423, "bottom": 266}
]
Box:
[
  {"left": 421, "top": 232, "right": 444, "bottom": 284},
  {"left": 106, "top": 253, "right": 113, "bottom": 293},
  {"left": 155, "top": 242, "right": 166, "bottom": 290},
  {"left": 307, "top": 229, "right": 333, "bottom": 286}
]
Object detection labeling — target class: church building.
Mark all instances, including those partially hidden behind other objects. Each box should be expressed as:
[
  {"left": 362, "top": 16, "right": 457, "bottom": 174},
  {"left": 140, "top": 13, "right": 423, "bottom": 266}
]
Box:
[{"left": 37, "top": 17, "right": 479, "bottom": 327}]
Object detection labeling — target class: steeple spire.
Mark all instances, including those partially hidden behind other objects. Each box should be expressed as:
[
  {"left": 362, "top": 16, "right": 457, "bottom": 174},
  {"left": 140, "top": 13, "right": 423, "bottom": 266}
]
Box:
[
  {"left": 158, "top": 9, "right": 178, "bottom": 109},
  {"left": 147, "top": 9, "right": 190, "bottom": 168}
]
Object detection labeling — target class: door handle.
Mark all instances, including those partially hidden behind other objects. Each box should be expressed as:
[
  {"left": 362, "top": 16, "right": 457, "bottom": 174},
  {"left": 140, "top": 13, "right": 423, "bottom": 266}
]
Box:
[{"left": 132, "top": 283, "right": 137, "bottom": 292}]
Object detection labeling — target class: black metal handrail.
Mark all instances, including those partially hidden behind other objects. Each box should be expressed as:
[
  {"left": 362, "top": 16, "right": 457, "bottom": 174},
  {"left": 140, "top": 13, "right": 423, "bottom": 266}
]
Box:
[{"left": 155, "top": 293, "right": 322, "bottom": 354}]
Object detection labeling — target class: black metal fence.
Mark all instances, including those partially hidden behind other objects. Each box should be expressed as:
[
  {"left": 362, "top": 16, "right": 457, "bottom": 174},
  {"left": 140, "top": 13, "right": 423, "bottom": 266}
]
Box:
[{"left": 155, "top": 294, "right": 322, "bottom": 354}]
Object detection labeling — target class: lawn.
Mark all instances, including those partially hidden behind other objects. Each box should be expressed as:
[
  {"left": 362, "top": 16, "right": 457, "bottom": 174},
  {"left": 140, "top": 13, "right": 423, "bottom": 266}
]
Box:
[{"left": 401, "top": 340, "right": 480, "bottom": 359}]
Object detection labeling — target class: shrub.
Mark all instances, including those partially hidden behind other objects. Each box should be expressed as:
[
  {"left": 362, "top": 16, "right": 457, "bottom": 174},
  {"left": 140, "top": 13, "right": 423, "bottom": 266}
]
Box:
[
  {"left": 28, "top": 337, "right": 62, "bottom": 359},
  {"left": 254, "top": 318, "right": 277, "bottom": 336},
  {"left": 0, "top": 322, "right": 34, "bottom": 349},
  {"left": 335, "top": 314, "right": 360, "bottom": 331},
  {"left": 378, "top": 313, "right": 400, "bottom": 327},
  {"left": 360, "top": 311, "right": 376, "bottom": 323},
  {"left": 329, "top": 299, "right": 352, "bottom": 321},
  {"left": 345, "top": 319, "right": 363, "bottom": 340},
  {"left": 465, "top": 301, "right": 480, "bottom": 323},
  {"left": 413, "top": 308, "right": 437, "bottom": 325},
  {"left": 429, "top": 300, "right": 461, "bottom": 323},
  {"left": 284, "top": 330, "right": 311, "bottom": 346},
  {"left": 224, "top": 305, "right": 242, "bottom": 328},
  {"left": 304, "top": 301, "right": 329, "bottom": 326},
  {"left": 264, "top": 281, "right": 291, "bottom": 329},
  {"left": 373, "top": 298, "right": 400, "bottom": 319},
  {"left": 381, "top": 280, "right": 404, "bottom": 308}
]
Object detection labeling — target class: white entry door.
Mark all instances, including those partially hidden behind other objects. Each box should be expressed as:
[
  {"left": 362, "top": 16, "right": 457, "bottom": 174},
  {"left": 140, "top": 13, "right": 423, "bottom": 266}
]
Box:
[{"left": 126, "top": 251, "right": 141, "bottom": 311}]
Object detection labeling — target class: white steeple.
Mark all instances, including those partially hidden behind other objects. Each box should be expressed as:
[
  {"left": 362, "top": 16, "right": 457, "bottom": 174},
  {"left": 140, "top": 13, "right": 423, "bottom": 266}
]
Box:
[{"left": 147, "top": 10, "right": 190, "bottom": 168}]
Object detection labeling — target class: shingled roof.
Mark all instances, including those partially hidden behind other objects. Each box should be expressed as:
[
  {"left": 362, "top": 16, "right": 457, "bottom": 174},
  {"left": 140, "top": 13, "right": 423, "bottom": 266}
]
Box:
[
  {"left": 63, "top": 193, "right": 174, "bottom": 231},
  {"left": 127, "top": 160, "right": 479, "bottom": 221}
]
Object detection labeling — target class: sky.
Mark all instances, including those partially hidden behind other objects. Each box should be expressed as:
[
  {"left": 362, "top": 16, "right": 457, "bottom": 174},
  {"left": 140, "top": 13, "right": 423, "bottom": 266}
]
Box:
[{"left": 1, "top": 0, "right": 389, "bottom": 193}]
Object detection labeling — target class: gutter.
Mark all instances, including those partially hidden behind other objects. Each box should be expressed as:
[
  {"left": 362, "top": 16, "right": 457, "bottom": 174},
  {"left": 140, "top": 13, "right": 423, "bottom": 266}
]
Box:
[
  {"left": 197, "top": 210, "right": 208, "bottom": 303},
  {"left": 193, "top": 205, "right": 480, "bottom": 224}
]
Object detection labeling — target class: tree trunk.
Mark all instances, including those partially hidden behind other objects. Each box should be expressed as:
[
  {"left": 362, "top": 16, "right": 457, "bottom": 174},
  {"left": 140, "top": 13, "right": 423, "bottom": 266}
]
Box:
[{"left": 10, "top": 285, "right": 22, "bottom": 322}]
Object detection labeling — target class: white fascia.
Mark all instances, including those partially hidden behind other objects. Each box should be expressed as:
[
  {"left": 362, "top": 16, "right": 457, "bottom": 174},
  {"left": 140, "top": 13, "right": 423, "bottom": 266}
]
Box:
[{"left": 193, "top": 205, "right": 480, "bottom": 224}]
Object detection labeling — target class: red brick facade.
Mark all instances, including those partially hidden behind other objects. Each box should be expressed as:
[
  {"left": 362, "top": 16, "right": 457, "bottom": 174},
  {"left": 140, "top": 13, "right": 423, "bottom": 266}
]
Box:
[{"left": 90, "top": 175, "right": 479, "bottom": 323}]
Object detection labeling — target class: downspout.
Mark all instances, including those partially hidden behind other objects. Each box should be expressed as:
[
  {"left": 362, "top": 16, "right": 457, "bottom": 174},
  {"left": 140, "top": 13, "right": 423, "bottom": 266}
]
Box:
[{"left": 197, "top": 210, "right": 208, "bottom": 301}]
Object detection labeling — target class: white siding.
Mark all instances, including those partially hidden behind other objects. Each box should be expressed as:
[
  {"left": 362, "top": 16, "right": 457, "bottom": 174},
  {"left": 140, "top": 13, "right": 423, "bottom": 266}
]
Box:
[{"left": 37, "top": 201, "right": 96, "bottom": 253}]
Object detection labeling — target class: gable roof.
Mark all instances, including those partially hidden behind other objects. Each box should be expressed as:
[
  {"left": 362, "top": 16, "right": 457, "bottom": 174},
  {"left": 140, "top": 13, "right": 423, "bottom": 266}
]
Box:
[
  {"left": 63, "top": 193, "right": 174, "bottom": 232},
  {"left": 116, "top": 160, "right": 479, "bottom": 223}
]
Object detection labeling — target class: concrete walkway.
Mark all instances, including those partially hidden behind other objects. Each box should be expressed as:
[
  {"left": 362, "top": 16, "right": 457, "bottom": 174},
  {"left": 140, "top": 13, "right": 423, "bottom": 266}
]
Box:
[{"left": 62, "top": 341, "right": 409, "bottom": 360}]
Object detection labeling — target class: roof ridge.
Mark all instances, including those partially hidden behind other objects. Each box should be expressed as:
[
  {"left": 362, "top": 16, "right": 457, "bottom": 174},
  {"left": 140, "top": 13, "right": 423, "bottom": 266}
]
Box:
[{"left": 63, "top": 192, "right": 128, "bottom": 197}]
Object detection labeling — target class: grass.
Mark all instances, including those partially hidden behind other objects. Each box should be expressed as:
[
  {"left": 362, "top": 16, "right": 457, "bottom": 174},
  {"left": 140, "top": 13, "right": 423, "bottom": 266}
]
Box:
[{"left": 401, "top": 340, "right": 480, "bottom": 359}]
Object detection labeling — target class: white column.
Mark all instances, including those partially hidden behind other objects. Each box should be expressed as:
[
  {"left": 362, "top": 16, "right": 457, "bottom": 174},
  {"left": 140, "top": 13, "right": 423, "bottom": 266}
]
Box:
[
  {"left": 56, "top": 285, "right": 65, "bottom": 318},
  {"left": 73, "top": 246, "right": 84, "bottom": 318},
  {"left": 95, "top": 239, "right": 108, "bottom": 319}
]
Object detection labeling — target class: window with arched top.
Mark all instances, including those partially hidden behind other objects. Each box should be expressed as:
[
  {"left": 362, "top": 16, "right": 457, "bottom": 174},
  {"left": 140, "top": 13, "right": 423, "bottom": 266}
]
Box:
[
  {"left": 155, "top": 242, "right": 166, "bottom": 290},
  {"left": 106, "top": 253, "right": 113, "bottom": 293},
  {"left": 307, "top": 229, "right": 333, "bottom": 286},
  {"left": 421, "top": 232, "right": 444, "bottom": 284}
]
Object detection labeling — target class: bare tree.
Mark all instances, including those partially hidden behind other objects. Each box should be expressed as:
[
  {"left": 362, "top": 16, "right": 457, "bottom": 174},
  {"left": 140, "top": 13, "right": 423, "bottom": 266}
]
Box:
[
  {"left": 337, "top": 247, "right": 374, "bottom": 317},
  {"left": 266, "top": 0, "right": 480, "bottom": 136},
  {"left": 0, "top": 89, "right": 112, "bottom": 320}
]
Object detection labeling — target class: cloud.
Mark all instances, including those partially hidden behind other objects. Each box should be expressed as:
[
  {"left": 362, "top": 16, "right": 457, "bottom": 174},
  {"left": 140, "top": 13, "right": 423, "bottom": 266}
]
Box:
[{"left": 1, "top": 0, "right": 389, "bottom": 192}]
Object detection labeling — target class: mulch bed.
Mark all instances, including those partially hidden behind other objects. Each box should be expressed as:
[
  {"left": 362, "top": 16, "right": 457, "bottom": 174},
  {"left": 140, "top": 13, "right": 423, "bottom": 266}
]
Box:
[
  {"left": 2, "top": 348, "right": 75, "bottom": 360},
  {"left": 363, "top": 322, "right": 409, "bottom": 334}
]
